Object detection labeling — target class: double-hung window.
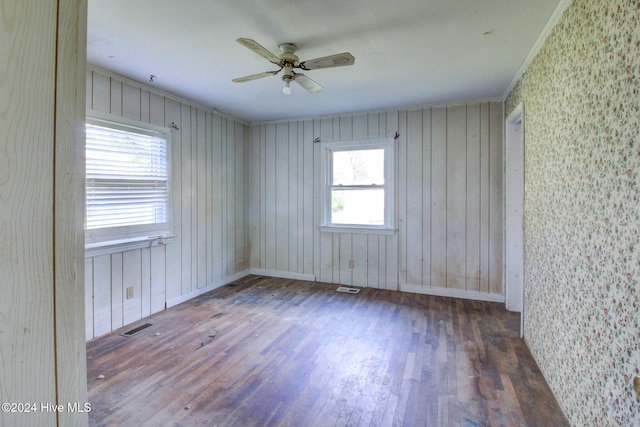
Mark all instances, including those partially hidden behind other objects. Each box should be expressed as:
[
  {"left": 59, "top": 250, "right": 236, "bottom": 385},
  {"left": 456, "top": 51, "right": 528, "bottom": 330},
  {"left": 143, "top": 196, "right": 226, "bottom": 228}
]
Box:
[
  {"left": 85, "top": 116, "right": 171, "bottom": 252},
  {"left": 321, "top": 138, "right": 395, "bottom": 233}
]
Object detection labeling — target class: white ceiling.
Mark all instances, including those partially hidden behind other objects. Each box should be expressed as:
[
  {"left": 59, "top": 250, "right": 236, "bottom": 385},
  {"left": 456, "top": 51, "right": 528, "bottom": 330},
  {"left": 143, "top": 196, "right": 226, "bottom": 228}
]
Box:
[{"left": 87, "top": 0, "right": 562, "bottom": 123}]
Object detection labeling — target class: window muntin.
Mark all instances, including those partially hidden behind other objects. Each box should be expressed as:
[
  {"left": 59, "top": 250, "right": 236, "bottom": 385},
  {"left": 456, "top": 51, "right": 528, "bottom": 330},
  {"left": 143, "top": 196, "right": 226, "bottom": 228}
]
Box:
[
  {"left": 322, "top": 139, "right": 394, "bottom": 232},
  {"left": 85, "top": 117, "right": 171, "bottom": 247}
]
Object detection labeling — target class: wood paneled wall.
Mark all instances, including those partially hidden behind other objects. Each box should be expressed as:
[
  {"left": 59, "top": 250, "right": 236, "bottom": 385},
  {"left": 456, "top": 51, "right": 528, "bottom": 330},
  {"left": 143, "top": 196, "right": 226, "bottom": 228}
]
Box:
[
  {"left": 84, "top": 70, "right": 503, "bottom": 339},
  {"left": 1, "top": 1, "right": 88, "bottom": 425},
  {"left": 248, "top": 102, "right": 504, "bottom": 300},
  {"left": 85, "top": 67, "right": 249, "bottom": 340}
]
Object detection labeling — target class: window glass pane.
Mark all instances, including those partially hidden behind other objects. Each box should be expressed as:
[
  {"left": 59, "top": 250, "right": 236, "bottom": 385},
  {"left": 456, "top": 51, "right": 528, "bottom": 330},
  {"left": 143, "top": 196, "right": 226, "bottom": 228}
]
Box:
[
  {"left": 331, "top": 188, "right": 384, "bottom": 225},
  {"left": 332, "top": 149, "right": 384, "bottom": 186},
  {"left": 85, "top": 121, "right": 169, "bottom": 237}
]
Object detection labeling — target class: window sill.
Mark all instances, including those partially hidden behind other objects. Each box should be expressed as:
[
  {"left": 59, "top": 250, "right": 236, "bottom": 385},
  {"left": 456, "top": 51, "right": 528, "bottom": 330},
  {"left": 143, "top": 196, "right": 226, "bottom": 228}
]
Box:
[
  {"left": 320, "top": 225, "right": 396, "bottom": 235},
  {"left": 85, "top": 234, "right": 176, "bottom": 258}
]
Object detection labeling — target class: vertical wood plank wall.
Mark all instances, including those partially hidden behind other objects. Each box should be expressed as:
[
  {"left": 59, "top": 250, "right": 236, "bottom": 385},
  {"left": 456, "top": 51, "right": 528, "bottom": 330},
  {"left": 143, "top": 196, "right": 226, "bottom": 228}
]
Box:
[
  {"left": 84, "top": 67, "right": 249, "bottom": 340},
  {"left": 56, "top": 2, "right": 89, "bottom": 424},
  {"left": 248, "top": 102, "right": 504, "bottom": 300},
  {"left": 1, "top": 1, "right": 88, "bottom": 425},
  {"left": 1, "top": 3, "right": 58, "bottom": 426},
  {"left": 84, "top": 69, "right": 503, "bottom": 339}
]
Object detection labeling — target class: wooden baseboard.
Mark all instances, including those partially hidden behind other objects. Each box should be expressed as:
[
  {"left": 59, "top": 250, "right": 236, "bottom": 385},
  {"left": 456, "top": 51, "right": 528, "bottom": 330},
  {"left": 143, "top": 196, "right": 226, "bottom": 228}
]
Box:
[
  {"left": 249, "top": 268, "right": 316, "bottom": 282},
  {"left": 165, "top": 269, "right": 251, "bottom": 308},
  {"left": 400, "top": 282, "right": 505, "bottom": 303}
]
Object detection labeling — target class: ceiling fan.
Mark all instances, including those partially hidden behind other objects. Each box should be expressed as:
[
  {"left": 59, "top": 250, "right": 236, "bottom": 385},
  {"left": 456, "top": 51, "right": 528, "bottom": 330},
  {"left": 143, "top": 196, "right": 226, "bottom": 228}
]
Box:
[{"left": 232, "top": 38, "right": 355, "bottom": 95}]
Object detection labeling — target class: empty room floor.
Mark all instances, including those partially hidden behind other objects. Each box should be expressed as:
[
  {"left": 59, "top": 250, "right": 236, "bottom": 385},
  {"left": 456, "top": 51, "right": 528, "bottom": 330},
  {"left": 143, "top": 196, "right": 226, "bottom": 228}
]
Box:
[{"left": 86, "top": 276, "right": 568, "bottom": 426}]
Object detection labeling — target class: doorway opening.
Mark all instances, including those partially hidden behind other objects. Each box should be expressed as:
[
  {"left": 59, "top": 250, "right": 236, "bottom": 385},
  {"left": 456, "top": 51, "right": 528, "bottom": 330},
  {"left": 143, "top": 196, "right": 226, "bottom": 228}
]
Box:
[{"left": 505, "top": 103, "right": 524, "bottom": 336}]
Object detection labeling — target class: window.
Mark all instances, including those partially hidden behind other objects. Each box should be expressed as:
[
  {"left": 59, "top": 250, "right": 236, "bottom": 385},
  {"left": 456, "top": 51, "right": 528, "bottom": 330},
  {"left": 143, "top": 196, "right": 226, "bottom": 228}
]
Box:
[
  {"left": 85, "top": 116, "right": 171, "bottom": 251},
  {"left": 321, "top": 138, "right": 395, "bottom": 233}
]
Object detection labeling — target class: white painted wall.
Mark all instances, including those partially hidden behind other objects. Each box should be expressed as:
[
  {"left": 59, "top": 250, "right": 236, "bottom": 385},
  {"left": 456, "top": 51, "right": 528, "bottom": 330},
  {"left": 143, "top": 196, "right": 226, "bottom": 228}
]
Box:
[
  {"left": 84, "top": 67, "right": 504, "bottom": 338},
  {"left": 249, "top": 102, "right": 504, "bottom": 300},
  {"left": 1, "top": 1, "right": 88, "bottom": 425},
  {"left": 85, "top": 67, "right": 249, "bottom": 340}
]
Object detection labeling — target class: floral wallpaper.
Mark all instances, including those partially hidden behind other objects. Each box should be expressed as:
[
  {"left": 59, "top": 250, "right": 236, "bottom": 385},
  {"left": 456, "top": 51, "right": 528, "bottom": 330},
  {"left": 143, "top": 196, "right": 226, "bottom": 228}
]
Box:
[{"left": 505, "top": 0, "right": 639, "bottom": 425}]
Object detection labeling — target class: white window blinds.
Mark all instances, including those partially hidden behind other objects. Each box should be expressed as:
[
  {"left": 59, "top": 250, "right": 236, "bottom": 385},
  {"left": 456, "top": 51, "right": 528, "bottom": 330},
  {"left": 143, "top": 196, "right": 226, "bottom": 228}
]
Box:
[{"left": 85, "top": 119, "right": 170, "bottom": 245}]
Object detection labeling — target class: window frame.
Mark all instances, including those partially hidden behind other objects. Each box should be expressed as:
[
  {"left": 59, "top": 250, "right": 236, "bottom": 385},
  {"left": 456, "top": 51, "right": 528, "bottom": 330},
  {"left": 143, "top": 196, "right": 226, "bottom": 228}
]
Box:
[
  {"left": 84, "top": 113, "right": 174, "bottom": 256},
  {"left": 320, "top": 138, "right": 396, "bottom": 234}
]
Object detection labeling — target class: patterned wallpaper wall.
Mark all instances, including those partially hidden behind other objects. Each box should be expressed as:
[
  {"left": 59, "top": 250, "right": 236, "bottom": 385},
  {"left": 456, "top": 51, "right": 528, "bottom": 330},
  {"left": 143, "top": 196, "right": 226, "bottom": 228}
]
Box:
[{"left": 505, "top": 0, "right": 639, "bottom": 425}]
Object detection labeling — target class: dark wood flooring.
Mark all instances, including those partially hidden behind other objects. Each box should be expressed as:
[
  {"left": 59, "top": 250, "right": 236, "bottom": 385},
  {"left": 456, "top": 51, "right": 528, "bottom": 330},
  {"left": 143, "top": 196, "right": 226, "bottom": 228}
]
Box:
[{"left": 86, "top": 276, "right": 568, "bottom": 426}]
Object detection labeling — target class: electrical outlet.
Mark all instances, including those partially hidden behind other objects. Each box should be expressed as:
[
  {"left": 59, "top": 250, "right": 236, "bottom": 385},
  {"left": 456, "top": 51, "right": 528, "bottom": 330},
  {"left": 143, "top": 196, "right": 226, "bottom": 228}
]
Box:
[
  {"left": 348, "top": 259, "right": 354, "bottom": 268},
  {"left": 126, "top": 286, "right": 134, "bottom": 299},
  {"left": 633, "top": 375, "right": 640, "bottom": 401}
]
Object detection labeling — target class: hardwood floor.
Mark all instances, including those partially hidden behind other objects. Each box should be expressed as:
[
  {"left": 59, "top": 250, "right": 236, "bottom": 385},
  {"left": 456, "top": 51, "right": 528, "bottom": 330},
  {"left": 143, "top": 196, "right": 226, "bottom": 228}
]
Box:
[{"left": 87, "top": 276, "right": 567, "bottom": 426}]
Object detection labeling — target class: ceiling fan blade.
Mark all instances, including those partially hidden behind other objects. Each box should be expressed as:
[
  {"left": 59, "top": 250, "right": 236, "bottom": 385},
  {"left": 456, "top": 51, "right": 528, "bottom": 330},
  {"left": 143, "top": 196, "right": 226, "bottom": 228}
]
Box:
[
  {"left": 232, "top": 70, "right": 280, "bottom": 83},
  {"left": 299, "top": 52, "right": 355, "bottom": 70},
  {"left": 236, "top": 38, "right": 281, "bottom": 65},
  {"left": 293, "top": 72, "right": 323, "bottom": 94}
]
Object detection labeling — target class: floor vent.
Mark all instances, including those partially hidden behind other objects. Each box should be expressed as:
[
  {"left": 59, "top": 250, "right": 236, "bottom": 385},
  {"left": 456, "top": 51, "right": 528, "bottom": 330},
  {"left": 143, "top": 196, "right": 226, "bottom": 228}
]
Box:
[
  {"left": 120, "top": 323, "right": 153, "bottom": 337},
  {"left": 336, "top": 287, "right": 360, "bottom": 294}
]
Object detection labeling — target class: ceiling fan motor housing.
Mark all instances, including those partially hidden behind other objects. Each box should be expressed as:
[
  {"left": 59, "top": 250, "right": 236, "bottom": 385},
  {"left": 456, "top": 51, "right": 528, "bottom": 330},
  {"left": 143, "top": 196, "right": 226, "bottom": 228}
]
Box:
[
  {"left": 233, "top": 38, "right": 354, "bottom": 94},
  {"left": 279, "top": 44, "right": 298, "bottom": 81},
  {"left": 279, "top": 43, "right": 300, "bottom": 70}
]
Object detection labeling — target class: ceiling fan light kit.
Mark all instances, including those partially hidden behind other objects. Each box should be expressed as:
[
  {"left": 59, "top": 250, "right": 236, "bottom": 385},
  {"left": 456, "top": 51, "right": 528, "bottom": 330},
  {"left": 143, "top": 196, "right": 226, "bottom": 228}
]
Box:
[
  {"left": 282, "top": 77, "right": 292, "bottom": 94},
  {"left": 233, "top": 38, "right": 355, "bottom": 95}
]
